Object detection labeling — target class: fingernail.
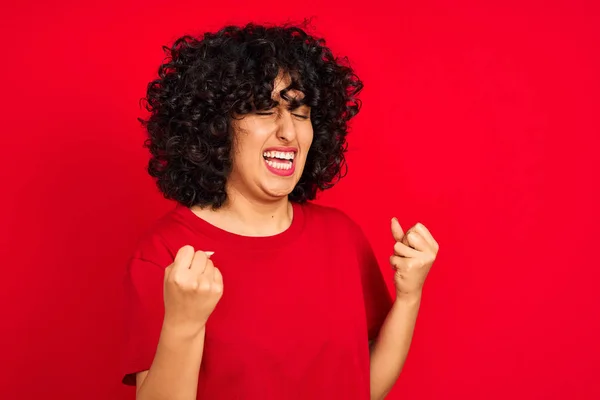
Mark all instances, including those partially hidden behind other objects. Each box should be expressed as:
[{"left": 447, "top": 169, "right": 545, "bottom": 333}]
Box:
[{"left": 205, "top": 251, "right": 214, "bottom": 258}]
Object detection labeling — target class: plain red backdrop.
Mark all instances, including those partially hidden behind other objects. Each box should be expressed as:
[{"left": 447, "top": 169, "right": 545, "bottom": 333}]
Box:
[{"left": 1, "top": 0, "right": 599, "bottom": 399}]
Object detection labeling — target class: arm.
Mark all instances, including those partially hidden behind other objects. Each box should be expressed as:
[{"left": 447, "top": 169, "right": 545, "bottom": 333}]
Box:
[
  {"left": 135, "top": 324, "right": 206, "bottom": 400},
  {"left": 125, "top": 246, "right": 223, "bottom": 400},
  {"left": 369, "top": 292, "right": 421, "bottom": 400},
  {"left": 368, "top": 218, "right": 438, "bottom": 400}
]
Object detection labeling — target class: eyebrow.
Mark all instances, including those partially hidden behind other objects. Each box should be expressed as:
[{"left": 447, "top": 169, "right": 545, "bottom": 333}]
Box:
[
  {"left": 280, "top": 95, "right": 307, "bottom": 110},
  {"left": 287, "top": 104, "right": 310, "bottom": 112}
]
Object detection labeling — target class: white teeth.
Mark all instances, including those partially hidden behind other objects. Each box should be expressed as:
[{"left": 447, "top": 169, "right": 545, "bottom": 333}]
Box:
[
  {"left": 262, "top": 151, "right": 295, "bottom": 160},
  {"left": 265, "top": 160, "right": 292, "bottom": 170}
]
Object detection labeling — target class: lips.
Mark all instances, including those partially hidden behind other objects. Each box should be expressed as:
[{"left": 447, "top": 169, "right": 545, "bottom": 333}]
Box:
[
  {"left": 262, "top": 146, "right": 298, "bottom": 155},
  {"left": 262, "top": 147, "right": 297, "bottom": 177}
]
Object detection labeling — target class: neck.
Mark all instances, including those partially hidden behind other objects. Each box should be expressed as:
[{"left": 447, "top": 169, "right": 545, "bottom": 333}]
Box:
[{"left": 192, "top": 187, "right": 293, "bottom": 237}]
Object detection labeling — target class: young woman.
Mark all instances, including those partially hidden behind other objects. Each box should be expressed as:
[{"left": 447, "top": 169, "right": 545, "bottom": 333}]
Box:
[{"left": 122, "top": 22, "right": 439, "bottom": 400}]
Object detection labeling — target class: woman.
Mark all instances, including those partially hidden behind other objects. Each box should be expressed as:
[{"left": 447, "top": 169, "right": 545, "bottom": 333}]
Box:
[{"left": 122, "top": 22, "right": 439, "bottom": 400}]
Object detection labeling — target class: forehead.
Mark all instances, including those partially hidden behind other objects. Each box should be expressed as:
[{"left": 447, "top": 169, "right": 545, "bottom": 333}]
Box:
[{"left": 271, "top": 72, "right": 305, "bottom": 101}]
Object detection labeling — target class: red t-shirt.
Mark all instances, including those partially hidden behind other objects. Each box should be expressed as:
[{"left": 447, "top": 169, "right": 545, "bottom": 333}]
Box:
[{"left": 122, "top": 201, "right": 393, "bottom": 399}]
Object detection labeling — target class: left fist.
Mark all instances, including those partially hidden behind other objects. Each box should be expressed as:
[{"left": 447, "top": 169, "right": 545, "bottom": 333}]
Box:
[{"left": 389, "top": 218, "right": 439, "bottom": 297}]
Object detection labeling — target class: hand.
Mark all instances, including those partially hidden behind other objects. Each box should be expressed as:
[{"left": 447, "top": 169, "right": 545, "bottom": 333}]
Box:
[
  {"left": 389, "top": 218, "right": 439, "bottom": 298},
  {"left": 163, "top": 245, "right": 223, "bottom": 336}
]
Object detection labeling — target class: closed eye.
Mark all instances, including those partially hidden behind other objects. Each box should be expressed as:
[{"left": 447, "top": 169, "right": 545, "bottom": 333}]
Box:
[
  {"left": 255, "top": 111, "right": 310, "bottom": 120},
  {"left": 292, "top": 113, "right": 310, "bottom": 120}
]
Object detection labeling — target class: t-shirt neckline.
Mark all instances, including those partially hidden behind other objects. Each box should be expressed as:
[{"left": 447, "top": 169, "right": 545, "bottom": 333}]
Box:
[{"left": 175, "top": 201, "right": 305, "bottom": 251}]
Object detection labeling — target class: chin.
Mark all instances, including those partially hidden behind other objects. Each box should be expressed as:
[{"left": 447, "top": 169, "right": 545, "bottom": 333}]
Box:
[
  {"left": 262, "top": 184, "right": 295, "bottom": 199},
  {"left": 266, "top": 189, "right": 294, "bottom": 199}
]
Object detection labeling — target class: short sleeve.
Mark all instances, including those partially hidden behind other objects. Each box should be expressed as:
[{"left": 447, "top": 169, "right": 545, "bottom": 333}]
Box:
[
  {"left": 121, "top": 256, "right": 166, "bottom": 385},
  {"left": 351, "top": 222, "right": 394, "bottom": 341}
]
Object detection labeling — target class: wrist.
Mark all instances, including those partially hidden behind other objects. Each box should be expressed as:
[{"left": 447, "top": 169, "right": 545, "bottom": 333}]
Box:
[
  {"left": 394, "top": 289, "right": 423, "bottom": 304},
  {"left": 162, "top": 318, "right": 207, "bottom": 341}
]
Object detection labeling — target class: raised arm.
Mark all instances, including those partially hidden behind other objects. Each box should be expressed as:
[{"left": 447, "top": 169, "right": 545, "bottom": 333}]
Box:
[
  {"left": 135, "top": 246, "right": 223, "bottom": 400},
  {"left": 369, "top": 219, "right": 438, "bottom": 400}
]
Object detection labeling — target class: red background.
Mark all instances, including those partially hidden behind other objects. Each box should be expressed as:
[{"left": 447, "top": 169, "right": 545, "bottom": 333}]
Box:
[{"left": 1, "top": 1, "right": 599, "bottom": 399}]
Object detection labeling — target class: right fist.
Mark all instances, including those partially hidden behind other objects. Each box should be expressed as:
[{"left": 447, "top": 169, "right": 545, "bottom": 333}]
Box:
[{"left": 163, "top": 245, "right": 223, "bottom": 335}]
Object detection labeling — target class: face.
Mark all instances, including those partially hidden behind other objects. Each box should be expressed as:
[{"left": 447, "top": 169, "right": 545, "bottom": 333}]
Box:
[{"left": 227, "top": 72, "right": 313, "bottom": 202}]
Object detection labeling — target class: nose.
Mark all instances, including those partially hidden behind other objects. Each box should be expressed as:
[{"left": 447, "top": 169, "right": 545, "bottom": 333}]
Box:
[{"left": 276, "top": 110, "right": 297, "bottom": 143}]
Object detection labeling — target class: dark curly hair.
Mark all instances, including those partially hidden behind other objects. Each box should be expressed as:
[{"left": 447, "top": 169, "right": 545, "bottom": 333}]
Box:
[{"left": 139, "top": 21, "right": 363, "bottom": 209}]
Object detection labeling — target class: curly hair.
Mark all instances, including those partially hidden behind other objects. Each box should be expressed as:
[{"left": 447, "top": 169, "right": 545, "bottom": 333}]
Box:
[{"left": 139, "top": 21, "right": 364, "bottom": 208}]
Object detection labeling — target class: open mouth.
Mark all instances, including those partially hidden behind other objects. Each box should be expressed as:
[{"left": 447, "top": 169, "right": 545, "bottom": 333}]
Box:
[{"left": 262, "top": 150, "right": 295, "bottom": 171}]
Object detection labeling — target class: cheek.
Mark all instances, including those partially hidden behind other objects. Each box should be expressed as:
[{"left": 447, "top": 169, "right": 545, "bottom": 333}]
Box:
[
  {"left": 297, "top": 130, "right": 313, "bottom": 165},
  {"left": 230, "top": 140, "right": 258, "bottom": 173},
  {"left": 232, "top": 128, "right": 266, "bottom": 163},
  {"left": 301, "top": 126, "right": 314, "bottom": 149}
]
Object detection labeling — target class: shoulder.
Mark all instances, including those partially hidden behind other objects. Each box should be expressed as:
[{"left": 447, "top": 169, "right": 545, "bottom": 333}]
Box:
[
  {"left": 299, "top": 201, "right": 362, "bottom": 236},
  {"left": 300, "top": 201, "right": 352, "bottom": 222},
  {"left": 128, "top": 205, "right": 190, "bottom": 269}
]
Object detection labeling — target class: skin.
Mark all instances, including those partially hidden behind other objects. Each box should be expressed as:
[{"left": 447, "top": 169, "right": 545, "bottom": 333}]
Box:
[
  {"left": 369, "top": 219, "right": 439, "bottom": 400},
  {"left": 191, "top": 71, "right": 313, "bottom": 237},
  {"left": 135, "top": 248, "right": 221, "bottom": 400},
  {"left": 134, "top": 71, "right": 440, "bottom": 400},
  {"left": 134, "top": 71, "right": 314, "bottom": 399}
]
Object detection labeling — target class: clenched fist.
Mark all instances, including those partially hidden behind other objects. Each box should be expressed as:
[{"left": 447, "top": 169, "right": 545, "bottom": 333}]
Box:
[
  {"left": 163, "top": 245, "right": 223, "bottom": 336},
  {"left": 389, "top": 218, "right": 439, "bottom": 297}
]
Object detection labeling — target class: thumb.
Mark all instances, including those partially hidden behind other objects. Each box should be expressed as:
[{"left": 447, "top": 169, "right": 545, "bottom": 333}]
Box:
[
  {"left": 391, "top": 217, "right": 405, "bottom": 242},
  {"left": 172, "top": 245, "right": 195, "bottom": 270}
]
